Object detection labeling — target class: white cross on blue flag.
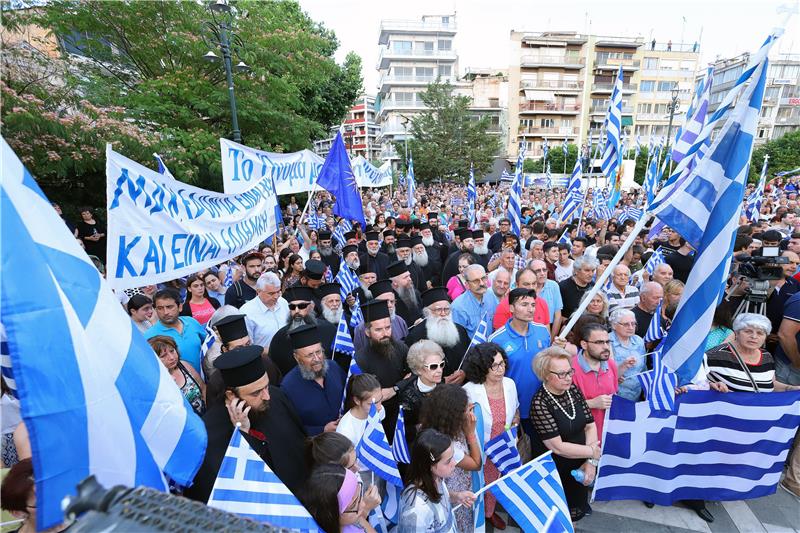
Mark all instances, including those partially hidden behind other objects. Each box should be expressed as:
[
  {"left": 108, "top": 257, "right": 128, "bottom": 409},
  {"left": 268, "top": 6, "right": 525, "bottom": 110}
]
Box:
[{"left": 357, "top": 403, "right": 403, "bottom": 487}]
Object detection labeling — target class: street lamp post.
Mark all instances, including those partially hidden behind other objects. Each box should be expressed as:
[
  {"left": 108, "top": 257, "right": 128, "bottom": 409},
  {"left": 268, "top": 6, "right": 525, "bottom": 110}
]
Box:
[
  {"left": 400, "top": 114, "right": 410, "bottom": 173},
  {"left": 202, "top": 0, "right": 250, "bottom": 143},
  {"left": 665, "top": 87, "right": 681, "bottom": 177}
]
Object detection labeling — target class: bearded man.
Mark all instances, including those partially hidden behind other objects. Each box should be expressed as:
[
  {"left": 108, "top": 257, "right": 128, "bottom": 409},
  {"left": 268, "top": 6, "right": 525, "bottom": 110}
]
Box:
[
  {"left": 404, "top": 287, "right": 469, "bottom": 384},
  {"left": 395, "top": 237, "right": 425, "bottom": 290},
  {"left": 411, "top": 235, "right": 437, "bottom": 288},
  {"left": 359, "top": 231, "right": 390, "bottom": 279},
  {"left": 387, "top": 260, "right": 423, "bottom": 326},
  {"left": 316, "top": 230, "right": 339, "bottom": 277}
]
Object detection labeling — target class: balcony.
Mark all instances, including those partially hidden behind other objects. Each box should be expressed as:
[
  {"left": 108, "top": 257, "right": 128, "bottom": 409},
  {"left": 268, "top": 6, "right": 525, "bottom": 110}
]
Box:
[
  {"left": 518, "top": 126, "right": 579, "bottom": 136},
  {"left": 378, "top": 18, "right": 457, "bottom": 45},
  {"left": 376, "top": 100, "right": 426, "bottom": 117},
  {"left": 519, "top": 102, "right": 581, "bottom": 114},
  {"left": 591, "top": 82, "right": 638, "bottom": 92},
  {"left": 635, "top": 113, "right": 670, "bottom": 121},
  {"left": 378, "top": 47, "right": 457, "bottom": 68},
  {"left": 520, "top": 55, "right": 585, "bottom": 69},
  {"left": 589, "top": 106, "right": 634, "bottom": 115},
  {"left": 378, "top": 75, "right": 455, "bottom": 92},
  {"left": 594, "top": 58, "right": 640, "bottom": 70},
  {"left": 594, "top": 36, "right": 643, "bottom": 48},
  {"left": 520, "top": 79, "right": 583, "bottom": 91}
]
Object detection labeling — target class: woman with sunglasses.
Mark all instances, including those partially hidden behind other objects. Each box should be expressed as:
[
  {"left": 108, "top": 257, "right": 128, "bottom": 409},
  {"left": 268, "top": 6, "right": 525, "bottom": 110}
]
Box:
[
  {"left": 398, "top": 428, "right": 476, "bottom": 533},
  {"left": 530, "top": 346, "right": 600, "bottom": 522},
  {"left": 303, "top": 463, "right": 381, "bottom": 533},
  {"left": 461, "top": 343, "right": 519, "bottom": 530},
  {"left": 397, "top": 340, "right": 447, "bottom": 450},
  {"left": 418, "top": 385, "right": 481, "bottom": 532}
]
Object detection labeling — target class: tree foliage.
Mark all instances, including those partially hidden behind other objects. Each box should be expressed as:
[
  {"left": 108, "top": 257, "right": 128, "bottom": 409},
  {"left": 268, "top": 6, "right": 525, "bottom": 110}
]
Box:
[
  {"left": 396, "top": 81, "right": 501, "bottom": 183},
  {"left": 750, "top": 130, "right": 800, "bottom": 183},
  {"left": 1, "top": 0, "right": 362, "bottom": 208}
]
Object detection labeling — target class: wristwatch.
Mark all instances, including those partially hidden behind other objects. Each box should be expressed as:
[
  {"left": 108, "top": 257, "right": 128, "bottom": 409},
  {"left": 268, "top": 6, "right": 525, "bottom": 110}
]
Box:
[{"left": 587, "top": 458, "right": 599, "bottom": 467}]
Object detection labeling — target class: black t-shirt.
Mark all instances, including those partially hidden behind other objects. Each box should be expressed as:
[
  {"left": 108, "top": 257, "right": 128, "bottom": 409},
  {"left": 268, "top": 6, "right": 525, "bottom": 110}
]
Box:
[
  {"left": 559, "top": 277, "right": 594, "bottom": 320},
  {"left": 223, "top": 280, "right": 257, "bottom": 308},
  {"left": 632, "top": 306, "right": 654, "bottom": 339},
  {"left": 664, "top": 250, "right": 695, "bottom": 283}
]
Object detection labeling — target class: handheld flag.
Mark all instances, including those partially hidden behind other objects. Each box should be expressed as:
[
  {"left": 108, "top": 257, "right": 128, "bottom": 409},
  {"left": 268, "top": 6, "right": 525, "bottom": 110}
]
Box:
[
  {"left": 745, "top": 154, "right": 769, "bottom": 222},
  {"left": 558, "top": 158, "right": 583, "bottom": 224},
  {"left": 332, "top": 218, "right": 353, "bottom": 246},
  {"left": 602, "top": 65, "right": 624, "bottom": 209},
  {"left": 332, "top": 314, "right": 356, "bottom": 356},
  {"left": 335, "top": 258, "right": 359, "bottom": 300},
  {"left": 349, "top": 296, "right": 365, "bottom": 328},
  {"left": 315, "top": 132, "right": 366, "bottom": 226},
  {"left": 467, "top": 164, "right": 477, "bottom": 228},
  {"left": 208, "top": 429, "right": 318, "bottom": 531},
  {"left": 637, "top": 343, "right": 678, "bottom": 412},
  {"left": 643, "top": 302, "right": 666, "bottom": 343},
  {"left": 406, "top": 154, "right": 416, "bottom": 209},
  {"left": 392, "top": 408, "right": 411, "bottom": 464},
  {"left": 1, "top": 138, "right": 206, "bottom": 529},
  {"left": 484, "top": 427, "right": 522, "bottom": 476},
  {"left": 644, "top": 247, "right": 666, "bottom": 276},
  {"left": 339, "top": 354, "right": 362, "bottom": 415},
  {"left": 356, "top": 403, "right": 403, "bottom": 487},
  {"left": 508, "top": 143, "right": 525, "bottom": 236},
  {"left": 557, "top": 227, "right": 572, "bottom": 246}
]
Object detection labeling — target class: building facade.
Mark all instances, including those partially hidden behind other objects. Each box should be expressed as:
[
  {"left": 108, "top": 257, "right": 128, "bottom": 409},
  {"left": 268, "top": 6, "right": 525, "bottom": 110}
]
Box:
[{"left": 313, "top": 94, "right": 381, "bottom": 161}]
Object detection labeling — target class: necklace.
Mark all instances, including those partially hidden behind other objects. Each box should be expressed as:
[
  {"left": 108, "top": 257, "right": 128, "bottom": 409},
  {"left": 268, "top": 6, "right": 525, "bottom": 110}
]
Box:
[{"left": 542, "top": 385, "right": 576, "bottom": 421}]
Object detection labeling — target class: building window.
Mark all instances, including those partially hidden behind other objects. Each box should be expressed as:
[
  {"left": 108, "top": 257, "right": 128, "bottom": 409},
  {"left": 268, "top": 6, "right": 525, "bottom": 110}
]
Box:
[
  {"left": 416, "top": 67, "right": 434, "bottom": 78},
  {"left": 394, "top": 66, "right": 413, "bottom": 78},
  {"left": 438, "top": 39, "right": 452, "bottom": 51},
  {"left": 657, "top": 80, "right": 677, "bottom": 92},
  {"left": 637, "top": 103, "right": 652, "bottom": 114},
  {"left": 439, "top": 65, "right": 452, "bottom": 77},
  {"left": 640, "top": 80, "right": 656, "bottom": 92},
  {"left": 392, "top": 41, "right": 412, "bottom": 53},
  {"left": 541, "top": 118, "right": 555, "bottom": 128},
  {"left": 643, "top": 57, "right": 658, "bottom": 69}
]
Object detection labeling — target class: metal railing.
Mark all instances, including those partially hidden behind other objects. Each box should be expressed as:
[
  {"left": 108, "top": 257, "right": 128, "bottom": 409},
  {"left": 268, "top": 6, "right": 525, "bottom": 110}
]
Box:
[
  {"left": 379, "top": 47, "right": 457, "bottom": 61},
  {"left": 520, "top": 79, "right": 583, "bottom": 90},
  {"left": 379, "top": 75, "right": 454, "bottom": 85},
  {"left": 519, "top": 102, "right": 581, "bottom": 113},
  {"left": 589, "top": 106, "right": 634, "bottom": 114},
  {"left": 594, "top": 58, "right": 641, "bottom": 69},
  {"left": 591, "top": 82, "right": 638, "bottom": 92},
  {"left": 379, "top": 19, "right": 457, "bottom": 33},
  {"left": 520, "top": 55, "right": 585, "bottom": 66},
  {"left": 518, "top": 126, "right": 579, "bottom": 135}
]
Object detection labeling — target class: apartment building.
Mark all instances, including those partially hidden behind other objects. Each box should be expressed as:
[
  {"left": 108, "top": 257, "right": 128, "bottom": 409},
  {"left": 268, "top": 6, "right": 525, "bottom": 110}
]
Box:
[
  {"left": 313, "top": 94, "right": 381, "bottom": 161},
  {"left": 459, "top": 68, "right": 508, "bottom": 139}
]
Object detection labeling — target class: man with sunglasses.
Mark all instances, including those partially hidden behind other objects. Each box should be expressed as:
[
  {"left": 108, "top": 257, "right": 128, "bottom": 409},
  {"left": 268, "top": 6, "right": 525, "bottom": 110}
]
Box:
[
  {"left": 572, "top": 323, "right": 620, "bottom": 444},
  {"left": 267, "top": 286, "right": 337, "bottom": 376},
  {"left": 489, "top": 287, "right": 552, "bottom": 454}
]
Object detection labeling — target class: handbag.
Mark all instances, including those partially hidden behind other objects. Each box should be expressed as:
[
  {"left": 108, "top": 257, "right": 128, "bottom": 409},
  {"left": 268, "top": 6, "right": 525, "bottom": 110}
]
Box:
[{"left": 516, "top": 425, "right": 533, "bottom": 463}]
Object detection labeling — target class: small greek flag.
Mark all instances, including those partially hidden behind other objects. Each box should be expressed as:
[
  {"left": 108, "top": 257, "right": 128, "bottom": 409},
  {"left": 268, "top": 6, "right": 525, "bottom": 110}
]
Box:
[
  {"left": 208, "top": 430, "right": 319, "bottom": 531},
  {"left": 349, "top": 296, "right": 364, "bottom": 328},
  {"left": 508, "top": 143, "right": 525, "bottom": 236},
  {"left": 470, "top": 317, "right": 489, "bottom": 348},
  {"left": 618, "top": 206, "right": 643, "bottom": 224},
  {"left": 542, "top": 138, "right": 549, "bottom": 162},
  {"left": 222, "top": 263, "right": 234, "bottom": 289},
  {"left": 557, "top": 227, "right": 571, "bottom": 246},
  {"left": 634, "top": 135, "right": 641, "bottom": 160},
  {"left": 332, "top": 218, "right": 353, "bottom": 246},
  {"left": 484, "top": 427, "right": 522, "bottom": 476},
  {"left": 332, "top": 314, "right": 355, "bottom": 356},
  {"left": 335, "top": 258, "right": 359, "bottom": 300},
  {"left": 356, "top": 403, "right": 403, "bottom": 487},
  {"left": 324, "top": 267, "right": 334, "bottom": 282},
  {"left": 339, "top": 355, "right": 362, "bottom": 415},
  {"left": 562, "top": 138, "right": 568, "bottom": 158},
  {"left": 200, "top": 322, "right": 216, "bottom": 360},
  {"left": 643, "top": 303, "right": 666, "bottom": 343},
  {"left": 637, "top": 343, "right": 678, "bottom": 412},
  {"left": 407, "top": 154, "right": 416, "bottom": 209},
  {"left": 644, "top": 247, "right": 666, "bottom": 276},
  {"left": 392, "top": 408, "right": 411, "bottom": 464}
]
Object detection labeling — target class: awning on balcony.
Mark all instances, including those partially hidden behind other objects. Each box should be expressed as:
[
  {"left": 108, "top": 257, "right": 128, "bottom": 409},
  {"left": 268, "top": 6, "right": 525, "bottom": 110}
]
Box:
[{"left": 524, "top": 90, "right": 555, "bottom": 101}]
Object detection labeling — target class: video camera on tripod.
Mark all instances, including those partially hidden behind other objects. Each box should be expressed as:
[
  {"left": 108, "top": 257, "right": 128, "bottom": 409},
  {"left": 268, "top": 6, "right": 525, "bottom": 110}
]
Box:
[{"left": 729, "top": 246, "right": 789, "bottom": 314}]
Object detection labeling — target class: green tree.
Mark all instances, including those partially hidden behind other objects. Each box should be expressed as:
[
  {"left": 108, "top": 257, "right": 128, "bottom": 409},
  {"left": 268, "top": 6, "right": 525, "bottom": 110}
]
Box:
[
  {"left": 2, "top": 0, "right": 362, "bottom": 206},
  {"left": 749, "top": 130, "right": 800, "bottom": 183},
  {"left": 395, "top": 81, "right": 500, "bottom": 183}
]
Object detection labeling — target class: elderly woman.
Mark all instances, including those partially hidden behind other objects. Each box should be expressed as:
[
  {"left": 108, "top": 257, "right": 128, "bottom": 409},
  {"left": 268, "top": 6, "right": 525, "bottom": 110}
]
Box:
[
  {"left": 608, "top": 308, "right": 647, "bottom": 401},
  {"left": 147, "top": 335, "right": 206, "bottom": 415},
  {"left": 579, "top": 291, "right": 609, "bottom": 325},
  {"left": 398, "top": 340, "right": 445, "bottom": 448},
  {"left": 530, "top": 347, "right": 600, "bottom": 522},
  {"left": 706, "top": 313, "right": 800, "bottom": 393},
  {"left": 462, "top": 343, "right": 519, "bottom": 530}
]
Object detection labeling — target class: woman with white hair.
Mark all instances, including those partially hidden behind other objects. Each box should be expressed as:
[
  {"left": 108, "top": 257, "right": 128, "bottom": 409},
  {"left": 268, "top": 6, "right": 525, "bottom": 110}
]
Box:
[
  {"left": 706, "top": 313, "right": 800, "bottom": 393},
  {"left": 608, "top": 308, "right": 646, "bottom": 401}
]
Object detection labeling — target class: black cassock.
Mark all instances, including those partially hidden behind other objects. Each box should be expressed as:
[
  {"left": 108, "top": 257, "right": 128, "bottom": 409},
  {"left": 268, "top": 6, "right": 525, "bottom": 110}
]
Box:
[
  {"left": 268, "top": 319, "right": 339, "bottom": 376},
  {"left": 404, "top": 319, "right": 471, "bottom": 377},
  {"left": 393, "top": 289, "right": 423, "bottom": 327},
  {"left": 359, "top": 251, "right": 391, "bottom": 280},
  {"left": 355, "top": 340, "right": 409, "bottom": 440},
  {"left": 183, "top": 387, "right": 308, "bottom": 503}
]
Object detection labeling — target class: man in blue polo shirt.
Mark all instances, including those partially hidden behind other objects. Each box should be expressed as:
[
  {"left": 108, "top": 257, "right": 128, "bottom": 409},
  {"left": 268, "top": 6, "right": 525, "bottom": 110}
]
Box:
[
  {"left": 145, "top": 289, "right": 207, "bottom": 370},
  {"left": 452, "top": 264, "right": 499, "bottom": 337},
  {"left": 488, "top": 287, "right": 551, "bottom": 451}
]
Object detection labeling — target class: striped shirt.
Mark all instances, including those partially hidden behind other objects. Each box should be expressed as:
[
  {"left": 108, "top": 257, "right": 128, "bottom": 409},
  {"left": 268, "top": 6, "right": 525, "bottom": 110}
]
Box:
[
  {"left": 604, "top": 283, "right": 640, "bottom": 312},
  {"left": 705, "top": 343, "right": 775, "bottom": 393}
]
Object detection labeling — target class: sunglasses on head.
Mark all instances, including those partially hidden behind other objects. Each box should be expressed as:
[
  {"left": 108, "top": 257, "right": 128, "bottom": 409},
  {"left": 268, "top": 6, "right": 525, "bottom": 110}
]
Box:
[{"left": 288, "top": 302, "right": 311, "bottom": 311}]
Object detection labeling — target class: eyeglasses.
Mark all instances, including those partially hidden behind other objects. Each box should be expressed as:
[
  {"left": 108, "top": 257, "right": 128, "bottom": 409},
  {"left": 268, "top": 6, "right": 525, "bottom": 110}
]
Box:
[
  {"left": 425, "top": 361, "right": 446, "bottom": 371},
  {"left": 467, "top": 275, "right": 488, "bottom": 284},
  {"left": 288, "top": 302, "right": 311, "bottom": 311},
  {"left": 586, "top": 340, "right": 611, "bottom": 345},
  {"left": 429, "top": 306, "right": 451, "bottom": 315},
  {"left": 531, "top": 268, "right": 547, "bottom": 274},
  {"left": 301, "top": 349, "right": 325, "bottom": 360},
  {"left": 617, "top": 322, "right": 636, "bottom": 327},
  {"left": 490, "top": 360, "right": 506, "bottom": 370},
  {"left": 550, "top": 369, "right": 575, "bottom": 379}
]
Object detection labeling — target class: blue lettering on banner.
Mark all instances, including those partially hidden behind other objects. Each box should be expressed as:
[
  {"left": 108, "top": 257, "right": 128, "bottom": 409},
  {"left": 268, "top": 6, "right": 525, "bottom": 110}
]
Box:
[
  {"left": 140, "top": 236, "right": 163, "bottom": 276},
  {"left": 227, "top": 147, "right": 243, "bottom": 181},
  {"left": 171, "top": 234, "right": 188, "bottom": 269},
  {"left": 115, "top": 235, "right": 141, "bottom": 278}
]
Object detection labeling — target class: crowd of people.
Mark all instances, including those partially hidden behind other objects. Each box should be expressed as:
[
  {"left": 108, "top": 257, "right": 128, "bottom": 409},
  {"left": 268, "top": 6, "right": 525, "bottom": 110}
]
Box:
[{"left": 3, "top": 175, "right": 800, "bottom": 532}]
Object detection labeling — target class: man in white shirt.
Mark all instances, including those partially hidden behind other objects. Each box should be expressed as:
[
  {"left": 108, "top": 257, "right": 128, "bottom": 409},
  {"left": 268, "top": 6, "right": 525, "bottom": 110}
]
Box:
[
  {"left": 240, "top": 272, "right": 289, "bottom": 347},
  {"left": 554, "top": 243, "right": 574, "bottom": 282}
]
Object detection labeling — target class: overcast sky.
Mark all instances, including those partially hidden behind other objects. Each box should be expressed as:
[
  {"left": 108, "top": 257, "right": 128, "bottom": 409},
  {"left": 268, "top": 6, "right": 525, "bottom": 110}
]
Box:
[{"left": 297, "top": 0, "right": 800, "bottom": 92}]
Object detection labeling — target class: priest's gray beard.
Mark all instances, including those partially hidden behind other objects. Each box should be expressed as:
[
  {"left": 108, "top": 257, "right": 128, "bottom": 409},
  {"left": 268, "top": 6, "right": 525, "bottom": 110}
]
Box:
[
  {"left": 322, "top": 306, "right": 343, "bottom": 325},
  {"left": 413, "top": 249, "right": 429, "bottom": 268},
  {"left": 403, "top": 255, "right": 413, "bottom": 266},
  {"left": 473, "top": 241, "right": 489, "bottom": 255},
  {"left": 396, "top": 285, "right": 418, "bottom": 308},
  {"left": 423, "top": 310, "right": 461, "bottom": 348},
  {"left": 359, "top": 282, "right": 373, "bottom": 300},
  {"left": 384, "top": 244, "right": 396, "bottom": 255},
  {"left": 367, "top": 248, "right": 379, "bottom": 257},
  {"left": 298, "top": 358, "right": 328, "bottom": 380},
  {"left": 288, "top": 312, "right": 316, "bottom": 331},
  {"left": 319, "top": 245, "right": 334, "bottom": 257},
  {"left": 347, "top": 258, "right": 361, "bottom": 270},
  {"left": 421, "top": 235, "right": 435, "bottom": 247}
]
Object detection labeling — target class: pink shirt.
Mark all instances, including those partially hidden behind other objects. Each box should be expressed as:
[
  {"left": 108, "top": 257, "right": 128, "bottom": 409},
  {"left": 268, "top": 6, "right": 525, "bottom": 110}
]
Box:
[
  {"left": 571, "top": 353, "right": 618, "bottom": 444},
  {"left": 189, "top": 299, "right": 215, "bottom": 325},
  {"left": 446, "top": 276, "right": 467, "bottom": 301}
]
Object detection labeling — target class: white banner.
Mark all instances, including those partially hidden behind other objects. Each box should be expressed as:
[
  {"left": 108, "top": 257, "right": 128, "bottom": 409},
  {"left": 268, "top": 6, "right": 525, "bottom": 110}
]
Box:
[
  {"left": 106, "top": 145, "right": 279, "bottom": 290},
  {"left": 220, "top": 138, "right": 324, "bottom": 196},
  {"left": 352, "top": 156, "right": 393, "bottom": 188}
]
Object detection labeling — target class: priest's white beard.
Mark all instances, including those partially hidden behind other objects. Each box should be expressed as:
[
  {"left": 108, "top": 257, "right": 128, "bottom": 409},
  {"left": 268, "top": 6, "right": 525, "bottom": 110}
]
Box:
[
  {"left": 474, "top": 242, "right": 489, "bottom": 255},
  {"left": 421, "top": 235, "right": 435, "bottom": 247},
  {"left": 322, "top": 306, "right": 343, "bottom": 325},
  {"left": 413, "top": 250, "right": 429, "bottom": 268},
  {"left": 347, "top": 258, "right": 360, "bottom": 270},
  {"left": 423, "top": 312, "right": 461, "bottom": 348},
  {"left": 359, "top": 283, "right": 373, "bottom": 300},
  {"left": 403, "top": 255, "right": 413, "bottom": 266}
]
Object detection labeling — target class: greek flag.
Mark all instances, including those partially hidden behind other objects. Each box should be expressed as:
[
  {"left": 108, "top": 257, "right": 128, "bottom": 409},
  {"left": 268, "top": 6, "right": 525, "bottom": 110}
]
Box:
[
  {"left": 557, "top": 227, "right": 572, "bottom": 246},
  {"left": 392, "top": 408, "right": 411, "bottom": 464},
  {"left": 602, "top": 65, "right": 624, "bottom": 209},
  {"left": 153, "top": 152, "right": 175, "bottom": 179},
  {"left": 643, "top": 150, "right": 660, "bottom": 207},
  {"left": 356, "top": 403, "right": 403, "bottom": 487},
  {"left": 634, "top": 135, "right": 641, "bottom": 160},
  {"left": 745, "top": 155, "right": 769, "bottom": 222},
  {"left": 542, "top": 138, "right": 549, "bottom": 162},
  {"left": 1, "top": 138, "right": 206, "bottom": 530},
  {"left": 332, "top": 314, "right": 356, "bottom": 356},
  {"left": 335, "top": 258, "right": 359, "bottom": 300},
  {"left": 332, "top": 218, "right": 353, "bottom": 246},
  {"left": 672, "top": 68, "right": 714, "bottom": 165},
  {"left": 508, "top": 143, "right": 525, "bottom": 236},
  {"left": 562, "top": 138, "right": 568, "bottom": 158},
  {"left": 637, "top": 343, "right": 678, "bottom": 412},
  {"left": 499, "top": 169, "right": 515, "bottom": 182},
  {"left": 643, "top": 303, "right": 666, "bottom": 343},
  {"left": 489, "top": 452, "right": 573, "bottom": 533},
  {"left": 324, "top": 267, "right": 334, "bottom": 283},
  {"left": 208, "top": 429, "right": 318, "bottom": 531},
  {"left": 407, "top": 154, "right": 416, "bottom": 209},
  {"left": 339, "top": 354, "right": 362, "bottom": 415},
  {"left": 200, "top": 322, "right": 216, "bottom": 360},
  {"left": 618, "top": 206, "right": 643, "bottom": 224},
  {"left": 222, "top": 263, "right": 234, "bottom": 288},
  {"left": 0, "top": 322, "right": 15, "bottom": 397},
  {"left": 651, "top": 33, "right": 778, "bottom": 385},
  {"left": 592, "top": 189, "right": 613, "bottom": 220},
  {"left": 593, "top": 391, "right": 800, "bottom": 505},
  {"left": 349, "top": 296, "right": 364, "bottom": 328},
  {"left": 647, "top": 135, "right": 655, "bottom": 156},
  {"left": 558, "top": 158, "right": 583, "bottom": 224},
  {"left": 644, "top": 247, "right": 666, "bottom": 276},
  {"left": 470, "top": 317, "right": 489, "bottom": 348},
  {"left": 468, "top": 164, "right": 477, "bottom": 228},
  {"left": 776, "top": 167, "right": 800, "bottom": 178},
  {"left": 545, "top": 162, "right": 552, "bottom": 189},
  {"left": 484, "top": 427, "right": 522, "bottom": 476}
]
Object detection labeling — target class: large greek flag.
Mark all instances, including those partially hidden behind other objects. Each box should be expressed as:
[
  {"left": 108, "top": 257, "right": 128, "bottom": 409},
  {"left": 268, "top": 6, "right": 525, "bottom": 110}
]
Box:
[
  {"left": 650, "top": 33, "right": 778, "bottom": 384},
  {"left": 208, "top": 429, "right": 318, "bottom": 531},
  {"left": 558, "top": 158, "right": 583, "bottom": 224},
  {"left": 0, "top": 138, "right": 206, "bottom": 529},
  {"left": 406, "top": 154, "right": 416, "bottom": 209},
  {"left": 594, "top": 391, "right": 800, "bottom": 504},
  {"left": 671, "top": 68, "right": 714, "bottom": 165},
  {"left": 508, "top": 143, "right": 525, "bottom": 236},
  {"left": 602, "top": 65, "right": 624, "bottom": 209}
]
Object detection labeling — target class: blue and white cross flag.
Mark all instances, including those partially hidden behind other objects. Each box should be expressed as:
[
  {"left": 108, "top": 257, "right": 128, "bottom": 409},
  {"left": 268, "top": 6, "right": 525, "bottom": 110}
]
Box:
[
  {"left": 637, "top": 343, "right": 678, "bottom": 412},
  {"left": 208, "top": 429, "right": 319, "bottom": 531},
  {"left": 484, "top": 427, "right": 522, "bottom": 476},
  {"left": 594, "top": 391, "right": 800, "bottom": 505},
  {"left": 392, "top": 408, "right": 411, "bottom": 464},
  {"left": 1, "top": 138, "right": 207, "bottom": 530},
  {"left": 356, "top": 403, "right": 403, "bottom": 487}
]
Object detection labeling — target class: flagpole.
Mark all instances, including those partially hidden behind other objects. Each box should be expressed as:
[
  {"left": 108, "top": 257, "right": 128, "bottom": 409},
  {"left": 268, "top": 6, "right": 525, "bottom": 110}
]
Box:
[
  {"left": 559, "top": 213, "right": 653, "bottom": 339},
  {"left": 452, "top": 451, "right": 554, "bottom": 510},
  {"left": 293, "top": 180, "right": 320, "bottom": 239}
]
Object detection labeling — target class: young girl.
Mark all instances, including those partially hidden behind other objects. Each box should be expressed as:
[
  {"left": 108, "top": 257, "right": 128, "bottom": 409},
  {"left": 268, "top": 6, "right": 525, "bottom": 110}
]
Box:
[
  {"left": 304, "top": 463, "right": 381, "bottom": 533},
  {"left": 337, "top": 374, "right": 384, "bottom": 479}
]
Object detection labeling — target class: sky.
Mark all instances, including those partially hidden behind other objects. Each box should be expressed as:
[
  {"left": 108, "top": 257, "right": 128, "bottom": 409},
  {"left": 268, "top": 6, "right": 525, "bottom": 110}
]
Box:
[{"left": 297, "top": 0, "right": 800, "bottom": 91}]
